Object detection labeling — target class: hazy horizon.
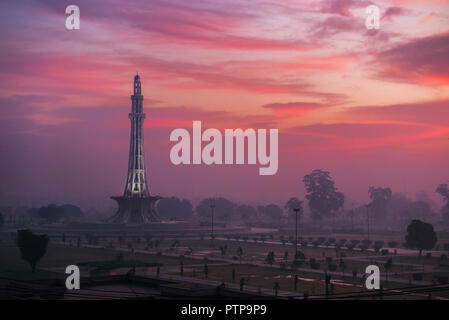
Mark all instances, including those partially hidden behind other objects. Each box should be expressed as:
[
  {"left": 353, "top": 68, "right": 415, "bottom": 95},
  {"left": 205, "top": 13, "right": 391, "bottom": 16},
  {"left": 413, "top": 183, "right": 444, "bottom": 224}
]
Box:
[{"left": 1, "top": 0, "right": 448, "bottom": 211}]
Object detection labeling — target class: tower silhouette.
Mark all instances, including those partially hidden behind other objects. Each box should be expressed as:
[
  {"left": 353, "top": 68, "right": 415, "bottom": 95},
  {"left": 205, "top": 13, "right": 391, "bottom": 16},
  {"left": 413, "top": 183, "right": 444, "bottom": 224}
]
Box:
[{"left": 109, "top": 74, "right": 161, "bottom": 224}]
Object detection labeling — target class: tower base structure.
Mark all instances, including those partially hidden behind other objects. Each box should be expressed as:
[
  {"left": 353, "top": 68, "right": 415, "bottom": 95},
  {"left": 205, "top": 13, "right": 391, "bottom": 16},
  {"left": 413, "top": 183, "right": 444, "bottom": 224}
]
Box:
[{"left": 109, "top": 196, "right": 162, "bottom": 224}]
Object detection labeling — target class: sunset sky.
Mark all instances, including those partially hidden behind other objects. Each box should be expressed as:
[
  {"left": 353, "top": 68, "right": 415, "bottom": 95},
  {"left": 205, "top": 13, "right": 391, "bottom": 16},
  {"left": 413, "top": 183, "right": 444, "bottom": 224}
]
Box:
[{"left": 0, "top": 0, "right": 448, "bottom": 210}]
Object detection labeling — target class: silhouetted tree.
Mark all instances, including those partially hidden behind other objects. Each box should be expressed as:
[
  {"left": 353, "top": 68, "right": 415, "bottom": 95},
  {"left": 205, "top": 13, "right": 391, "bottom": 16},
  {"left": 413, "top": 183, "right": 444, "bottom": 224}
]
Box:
[
  {"left": 384, "top": 258, "right": 393, "bottom": 282},
  {"left": 38, "top": 204, "right": 64, "bottom": 223},
  {"left": 196, "top": 198, "right": 235, "bottom": 221},
  {"left": 36, "top": 204, "right": 84, "bottom": 223},
  {"left": 408, "top": 201, "right": 432, "bottom": 221},
  {"left": 274, "top": 281, "right": 280, "bottom": 296},
  {"left": 303, "top": 169, "right": 344, "bottom": 223},
  {"left": 157, "top": 197, "right": 193, "bottom": 220},
  {"left": 16, "top": 230, "right": 49, "bottom": 272},
  {"left": 60, "top": 204, "right": 84, "bottom": 220},
  {"left": 284, "top": 197, "right": 303, "bottom": 219},
  {"left": 236, "top": 246, "right": 243, "bottom": 264},
  {"left": 368, "top": 186, "right": 392, "bottom": 220},
  {"left": 257, "top": 204, "right": 282, "bottom": 223},
  {"left": 405, "top": 220, "right": 437, "bottom": 256},
  {"left": 436, "top": 184, "right": 449, "bottom": 222},
  {"left": 265, "top": 251, "right": 275, "bottom": 266},
  {"left": 235, "top": 204, "right": 257, "bottom": 226}
]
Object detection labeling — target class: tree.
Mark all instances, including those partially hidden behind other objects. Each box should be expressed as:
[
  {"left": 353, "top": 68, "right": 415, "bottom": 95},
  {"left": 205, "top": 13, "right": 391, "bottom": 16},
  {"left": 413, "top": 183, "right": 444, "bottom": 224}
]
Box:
[
  {"left": 38, "top": 204, "right": 64, "bottom": 223},
  {"left": 368, "top": 186, "right": 392, "bottom": 220},
  {"left": 408, "top": 201, "right": 432, "bottom": 221},
  {"left": 436, "top": 184, "right": 449, "bottom": 222},
  {"left": 384, "top": 258, "right": 393, "bottom": 282},
  {"left": 405, "top": 220, "right": 437, "bottom": 256},
  {"left": 157, "top": 197, "right": 193, "bottom": 221},
  {"left": 60, "top": 204, "right": 84, "bottom": 220},
  {"left": 274, "top": 281, "right": 280, "bottom": 296},
  {"left": 196, "top": 198, "right": 235, "bottom": 222},
  {"left": 16, "top": 230, "right": 49, "bottom": 272},
  {"left": 303, "top": 169, "right": 344, "bottom": 223},
  {"left": 265, "top": 251, "right": 275, "bottom": 266},
  {"left": 257, "top": 204, "right": 283, "bottom": 223},
  {"left": 235, "top": 205, "right": 257, "bottom": 226},
  {"left": 37, "top": 204, "right": 84, "bottom": 223},
  {"left": 236, "top": 246, "right": 243, "bottom": 264},
  {"left": 0, "top": 212, "right": 4, "bottom": 228},
  {"left": 284, "top": 197, "right": 303, "bottom": 219}
]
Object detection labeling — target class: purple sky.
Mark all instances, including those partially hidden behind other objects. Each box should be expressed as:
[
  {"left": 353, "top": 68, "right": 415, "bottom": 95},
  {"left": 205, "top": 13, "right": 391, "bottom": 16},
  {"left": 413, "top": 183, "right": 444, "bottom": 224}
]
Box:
[{"left": 0, "top": 0, "right": 448, "bottom": 210}]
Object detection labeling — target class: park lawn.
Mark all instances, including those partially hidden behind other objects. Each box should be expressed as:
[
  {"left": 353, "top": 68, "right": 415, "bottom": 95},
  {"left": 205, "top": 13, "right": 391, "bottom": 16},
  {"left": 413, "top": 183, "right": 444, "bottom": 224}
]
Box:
[{"left": 0, "top": 239, "right": 204, "bottom": 280}]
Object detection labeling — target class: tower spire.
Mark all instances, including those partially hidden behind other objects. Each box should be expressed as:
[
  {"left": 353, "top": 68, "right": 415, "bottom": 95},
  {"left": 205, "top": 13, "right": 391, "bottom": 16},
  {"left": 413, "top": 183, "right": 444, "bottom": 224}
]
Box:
[{"left": 109, "top": 75, "right": 161, "bottom": 224}]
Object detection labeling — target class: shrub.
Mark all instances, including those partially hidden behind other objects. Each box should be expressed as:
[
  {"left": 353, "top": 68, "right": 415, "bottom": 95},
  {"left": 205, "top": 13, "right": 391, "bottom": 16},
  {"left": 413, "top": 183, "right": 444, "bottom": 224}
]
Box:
[
  {"left": 291, "top": 259, "right": 303, "bottom": 268},
  {"left": 362, "top": 239, "right": 372, "bottom": 247},
  {"left": 328, "top": 264, "right": 337, "bottom": 271},
  {"left": 388, "top": 241, "right": 398, "bottom": 248},
  {"left": 295, "top": 250, "right": 306, "bottom": 260},
  {"left": 373, "top": 241, "right": 384, "bottom": 252},
  {"left": 359, "top": 244, "right": 369, "bottom": 251},
  {"left": 437, "top": 276, "right": 448, "bottom": 284},
  {"left": 412, "top": 273, "right": 423, "bottom": 281}
]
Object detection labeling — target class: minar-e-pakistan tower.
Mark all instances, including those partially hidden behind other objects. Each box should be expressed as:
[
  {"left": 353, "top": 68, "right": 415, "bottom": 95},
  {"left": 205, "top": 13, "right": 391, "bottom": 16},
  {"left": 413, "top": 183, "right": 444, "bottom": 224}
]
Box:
[{"left": 109, "top": 74, "right": 161, "bottom": 224}]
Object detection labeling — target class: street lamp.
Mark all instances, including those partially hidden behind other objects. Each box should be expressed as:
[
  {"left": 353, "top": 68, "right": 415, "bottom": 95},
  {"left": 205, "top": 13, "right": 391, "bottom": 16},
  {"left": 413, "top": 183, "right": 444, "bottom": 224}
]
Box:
[
  {"left": 293, "top": 207, "right": 301, "bottom": 255},
  {"left": 365, "top": 203, "right": 371, "bottom": 241},
  {"left": 210, "top": 200, "right": 216, "bottom": 242}
]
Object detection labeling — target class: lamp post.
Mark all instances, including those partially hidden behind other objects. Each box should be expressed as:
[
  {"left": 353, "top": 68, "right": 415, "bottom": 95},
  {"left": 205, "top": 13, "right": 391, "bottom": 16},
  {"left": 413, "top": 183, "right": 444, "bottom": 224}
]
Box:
[
  {"left": 210, "top": 200, "right": 216, "bottom": 242},
  {"left": 293, "top": 207, "right": 301, "bottom": 255},
  {"left": 365, "top": 204, "right": 371, "bottom": 241}
]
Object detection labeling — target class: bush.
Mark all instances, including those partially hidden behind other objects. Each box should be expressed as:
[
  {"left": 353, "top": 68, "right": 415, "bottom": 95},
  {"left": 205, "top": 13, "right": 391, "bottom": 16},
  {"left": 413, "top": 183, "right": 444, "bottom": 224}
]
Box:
[
  {"left": 328, "top": 264, "right": 337, "bottom": 271},
  {"left": 295, "top": 250, "right": 306, "bottom": 260},
  {"left": 345, "top": 244, "right": 355, "bottom": 251},
  {"left": 362, "top": 239, "right": 372, "bottom": 247},
  {"left": 437, "top": 276, "right": 448, "bottom": 284},
  {"left": 291, "top": 260, "right": 303, "bottom": 268},
  {"left": 412, "top": 273, "right": 423, "bottom": 281},
  {"left": 373, "top": 241, "right": 384, "bottom": 252},
  {"left": 388, "top": 241, "right": 398, "bottom": 248},
  {"left": 359, "top": 244, "right": 369, "bottom": 251},
  {"left": 310, "top": 262, "right": 320, "bottom": 269}
]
